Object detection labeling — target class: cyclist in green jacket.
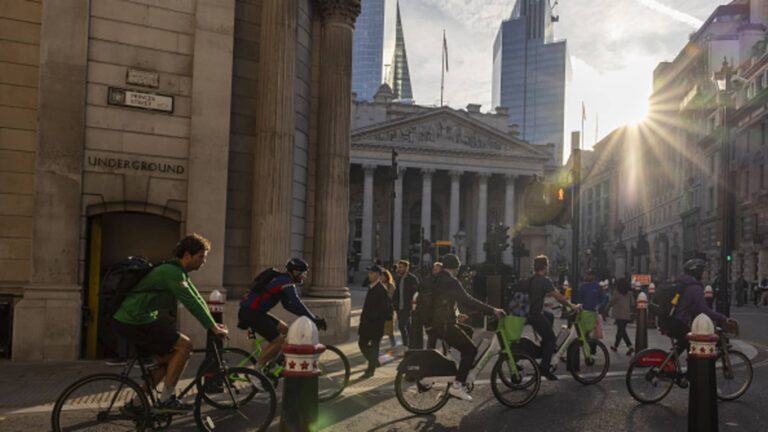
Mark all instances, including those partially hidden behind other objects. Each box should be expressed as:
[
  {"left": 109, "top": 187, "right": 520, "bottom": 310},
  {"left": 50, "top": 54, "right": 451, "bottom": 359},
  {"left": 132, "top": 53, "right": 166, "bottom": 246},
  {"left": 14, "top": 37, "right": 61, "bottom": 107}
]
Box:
[{"left": 113, "top": 234, "right": 228, "bottom": 413}]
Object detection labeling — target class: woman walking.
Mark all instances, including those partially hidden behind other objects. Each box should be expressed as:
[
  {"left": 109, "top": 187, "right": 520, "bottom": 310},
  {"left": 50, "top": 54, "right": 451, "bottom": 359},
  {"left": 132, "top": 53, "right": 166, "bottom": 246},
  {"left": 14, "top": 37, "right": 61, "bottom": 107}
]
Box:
[
  {"left": 382, "top": 268, "right": 397, "bottom": 348},
  {"left": 609, "top": 277, "right": 634, "bottom": 356}
]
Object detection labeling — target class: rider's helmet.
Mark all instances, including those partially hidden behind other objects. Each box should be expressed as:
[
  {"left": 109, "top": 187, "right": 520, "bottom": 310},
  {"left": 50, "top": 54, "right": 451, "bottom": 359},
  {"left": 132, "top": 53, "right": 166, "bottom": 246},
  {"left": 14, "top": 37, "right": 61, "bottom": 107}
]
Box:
[
  {"left": 286, "top": 257, "right": 309, "bottom": 273},
  {"left": 683, "top": 258, "right": 706, "bottom": 281}
]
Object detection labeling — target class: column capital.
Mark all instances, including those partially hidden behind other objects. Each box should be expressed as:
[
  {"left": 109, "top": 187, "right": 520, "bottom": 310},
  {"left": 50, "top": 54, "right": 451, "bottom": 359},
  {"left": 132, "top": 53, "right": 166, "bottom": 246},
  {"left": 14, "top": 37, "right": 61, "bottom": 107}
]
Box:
[
  {"left": 505, "top": 173, "right": 518, "bottom": 181},
  {"left": 362, "top": 163, "right": 377, "bottom": 173},
  {"left": 449, "top": 170, "right": 463, "bottom": 179},
  {"left": 421, "top": 168, "right": 435, "bottom": 177},
  {"left": 315, "top": 0, "right": 361, "bottom": 26},
  {"left": 478, "top": 172, "right": 492, "bottom": 180}
]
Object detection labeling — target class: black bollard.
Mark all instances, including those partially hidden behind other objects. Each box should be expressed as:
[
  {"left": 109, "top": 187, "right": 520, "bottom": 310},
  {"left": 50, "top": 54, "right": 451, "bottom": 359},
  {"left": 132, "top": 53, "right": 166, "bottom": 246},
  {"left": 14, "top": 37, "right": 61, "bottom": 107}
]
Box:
[
  {"left": 281, "top": 316, "right": 324, "bottom": 432},
  {"left": 634, "top": 292, "right": 648, "bottom": 351},
  {"left": 687, "top": 314, "right": 719, "bottom": 432}
]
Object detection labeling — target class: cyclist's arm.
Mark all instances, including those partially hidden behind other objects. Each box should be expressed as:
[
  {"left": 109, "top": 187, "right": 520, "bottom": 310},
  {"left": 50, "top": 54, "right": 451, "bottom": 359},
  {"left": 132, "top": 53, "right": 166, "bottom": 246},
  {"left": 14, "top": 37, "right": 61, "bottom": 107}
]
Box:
[
  {"left": 169, "top": 276, "right": 216, "bottom": 329},
  {"left": 448, "top": 281, "right": 496, "bottom": 315},
  {"left": 691, "top": 289, "right": 727, "bottom": 324},
  {"left": 551, "top": 287, "right": 577, "bottom": 309},
  {"left": 279, "top": 284, "right": 317, "bottom": 320}
]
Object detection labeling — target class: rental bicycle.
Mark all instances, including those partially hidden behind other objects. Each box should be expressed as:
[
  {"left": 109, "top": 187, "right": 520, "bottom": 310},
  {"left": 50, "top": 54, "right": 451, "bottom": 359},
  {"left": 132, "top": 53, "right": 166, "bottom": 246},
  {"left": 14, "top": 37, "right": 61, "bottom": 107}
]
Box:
[
  {"left": 512, "top": 306, "right": 610, "bottom": 384},
  {"left": 51, "top": 332, "right": 277, "bottom": 432},
  {"left": 394, "top": 315, "right": 541, "bottom": 414},
  {"left": 219, "top": 326, "right": 351, "bottom": 401},
  {"left": 626, "top": 323, "right": 753, "bottom": 403}
]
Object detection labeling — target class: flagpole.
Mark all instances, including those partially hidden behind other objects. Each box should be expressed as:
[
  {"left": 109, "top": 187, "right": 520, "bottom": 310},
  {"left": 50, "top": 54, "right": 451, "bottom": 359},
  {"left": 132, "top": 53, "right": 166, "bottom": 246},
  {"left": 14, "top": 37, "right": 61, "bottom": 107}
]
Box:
[
  {"left": 440, "top": 29, "right": 445, "bottom": 106},
  {"left": 595, "top": 113, "right": 599, "bottom": 146},
  {"left": 581, "top": 102, "right": 585, "bottom": 150}
]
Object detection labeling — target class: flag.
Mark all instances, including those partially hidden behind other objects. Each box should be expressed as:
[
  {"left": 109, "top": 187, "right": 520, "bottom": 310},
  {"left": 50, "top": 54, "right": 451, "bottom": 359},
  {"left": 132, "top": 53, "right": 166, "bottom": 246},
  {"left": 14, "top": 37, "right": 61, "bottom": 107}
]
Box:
[
  {"left": 443, "top": 30, "right": 449, "bottom": 72},
  {"left": 581, "top": 101, "right": 586, "bottom": 121}
]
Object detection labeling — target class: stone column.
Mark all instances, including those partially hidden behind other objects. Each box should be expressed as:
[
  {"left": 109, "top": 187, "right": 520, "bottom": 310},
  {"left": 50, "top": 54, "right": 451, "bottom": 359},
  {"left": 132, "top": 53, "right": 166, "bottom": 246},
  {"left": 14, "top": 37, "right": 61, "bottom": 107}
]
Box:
[
  {"left": 13, "top": 0, "right": 89, "bottom": 361},
  {"left": 360, "top": 164, "right": 375, "bottom": 269},
  {"left": 503, "top": 174, "right": 517, "bottom": 265},
  {"left": 476, "top": 172, "right": 490, "bottom": 264},
  {"left": 449, "top": 170, "right": 462, "bottom": 245},
  {"left": 308, "top": 0, "right": 361, "bottom": 300},
  {"left": 393, "top": 167, "right": 404, "bottom": 260},
  {"left": 421, "top": 169, "right": 434, "bottom": 242},
  {"left": 250, "top": 0, "right": 297, "bottom": 274}
]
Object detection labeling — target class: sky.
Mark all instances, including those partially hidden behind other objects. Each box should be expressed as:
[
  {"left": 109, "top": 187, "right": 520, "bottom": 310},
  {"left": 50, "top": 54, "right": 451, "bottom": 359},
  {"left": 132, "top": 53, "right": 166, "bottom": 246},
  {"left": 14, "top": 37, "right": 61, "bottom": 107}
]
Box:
[{"left": 381, "top": 0, "right": 726, "bottom": 161}]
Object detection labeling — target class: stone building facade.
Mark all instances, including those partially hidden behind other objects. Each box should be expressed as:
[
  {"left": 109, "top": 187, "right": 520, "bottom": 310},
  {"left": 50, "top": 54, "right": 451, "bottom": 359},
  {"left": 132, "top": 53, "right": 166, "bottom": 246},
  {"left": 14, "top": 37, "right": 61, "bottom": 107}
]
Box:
[
  {"left": 0, "top": 0, "right": 361, "bottom": 361},
  {"left": 348, "top": 88, "right": 561, "bottom": 277}
]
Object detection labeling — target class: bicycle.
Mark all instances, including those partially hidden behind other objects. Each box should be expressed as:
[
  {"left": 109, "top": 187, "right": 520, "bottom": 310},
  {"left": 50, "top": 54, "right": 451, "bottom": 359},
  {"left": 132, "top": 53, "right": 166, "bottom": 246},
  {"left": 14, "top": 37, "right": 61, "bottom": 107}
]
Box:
[
  {"left": 51, "top": 331, "right": 277, "bottom": 432},
  {"left": 219, "top": 326, "right": 351, "bottom": 401},
  {"left": 394, "top": 315, "right": 541, "bottom": 414},
  {"left": 513, "top": 306, "right": 610, "bottom": 384},
  {"left": 626, "top": 323, "right": 753, "bottom": 404}
]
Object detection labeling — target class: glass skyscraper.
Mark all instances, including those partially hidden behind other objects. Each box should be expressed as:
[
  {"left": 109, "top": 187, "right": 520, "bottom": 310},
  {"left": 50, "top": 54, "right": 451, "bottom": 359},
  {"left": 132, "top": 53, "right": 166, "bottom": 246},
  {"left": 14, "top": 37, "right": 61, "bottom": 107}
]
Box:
[
  {"left": 492, "top": 0, "right": 570, "bottom": 164},
  {"left": 352, "top": 0, "right": 386, "bottom": 101}
]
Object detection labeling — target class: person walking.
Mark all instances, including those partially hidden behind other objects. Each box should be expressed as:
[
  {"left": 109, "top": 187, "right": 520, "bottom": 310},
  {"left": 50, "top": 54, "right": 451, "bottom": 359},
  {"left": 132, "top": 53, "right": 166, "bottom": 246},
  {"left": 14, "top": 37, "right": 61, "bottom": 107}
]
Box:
[
  {"left": 735, "top": 274, "right": 747, "bottom": 307},
  {"left": 608, "top": 277, "right": 634, "bottom": 356},
  {"left": 358, "top": 265, "right": 393, "bottom": 378},
  {"left": 393, "top": 260, "right": 419, "bottom": 349},
  {"left": 382, "top": 268, "right": 397, "bottom": 348}
]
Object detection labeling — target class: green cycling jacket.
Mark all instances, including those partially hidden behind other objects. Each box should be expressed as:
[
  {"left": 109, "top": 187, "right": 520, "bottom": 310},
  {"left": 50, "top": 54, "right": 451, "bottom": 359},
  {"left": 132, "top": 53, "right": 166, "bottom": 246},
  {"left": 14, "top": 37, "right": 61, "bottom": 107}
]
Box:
[{"left": 113, "top": 259, "right": 216, "bottom": 329}]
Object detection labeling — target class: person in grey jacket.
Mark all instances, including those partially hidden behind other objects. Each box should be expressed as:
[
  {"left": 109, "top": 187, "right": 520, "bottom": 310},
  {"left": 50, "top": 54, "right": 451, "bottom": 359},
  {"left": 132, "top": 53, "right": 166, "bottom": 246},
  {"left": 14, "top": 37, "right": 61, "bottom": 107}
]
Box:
[{"left": 609, "top": 277, "right": 634, "bottom": 355}]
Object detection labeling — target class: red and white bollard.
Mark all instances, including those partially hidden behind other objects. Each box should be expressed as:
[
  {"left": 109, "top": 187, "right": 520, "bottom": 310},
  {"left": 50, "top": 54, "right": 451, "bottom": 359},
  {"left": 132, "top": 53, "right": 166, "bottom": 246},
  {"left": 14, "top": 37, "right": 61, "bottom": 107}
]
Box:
[
  {"left": 687, "top": 313, "right": 719, "bottom": 432},
  {"left": 281, "top": 316, "right": 326, "bottom": 432},
  {"left": 704, "top": 285, "right": 714, "bottom": 309},
  {"left": 635, "top": 292, "right": 648, "bottom": 351},
  {"left": 204, "top": 290, "right": 226, "bottom": 375}
]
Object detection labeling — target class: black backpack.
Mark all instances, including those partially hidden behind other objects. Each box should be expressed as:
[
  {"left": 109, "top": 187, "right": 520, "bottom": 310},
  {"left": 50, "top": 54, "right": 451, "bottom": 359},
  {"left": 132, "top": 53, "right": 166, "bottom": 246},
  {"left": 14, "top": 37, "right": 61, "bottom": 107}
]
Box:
[
  {"left": 651, "top": 282, "right": 686, "bottom": 333},
  {"left": 249, "top": 267, "right": 285, "bottom": 294},
  {"left": 413, "top": 274, "right": 441, "bottom": 327},
  {"left": 99, "top": 256, "right": 155, "bottom": 319}
]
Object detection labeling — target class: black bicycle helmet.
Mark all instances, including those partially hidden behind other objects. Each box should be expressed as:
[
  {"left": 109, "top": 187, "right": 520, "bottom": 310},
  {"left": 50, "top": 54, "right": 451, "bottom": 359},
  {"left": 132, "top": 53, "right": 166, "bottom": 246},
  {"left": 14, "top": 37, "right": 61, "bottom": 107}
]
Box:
[
  {"left": 286, "top": 257, "right": 309, "bottom": 272},
  {"left": 683, "top": 258, "right": 706, "bottom": 279}
]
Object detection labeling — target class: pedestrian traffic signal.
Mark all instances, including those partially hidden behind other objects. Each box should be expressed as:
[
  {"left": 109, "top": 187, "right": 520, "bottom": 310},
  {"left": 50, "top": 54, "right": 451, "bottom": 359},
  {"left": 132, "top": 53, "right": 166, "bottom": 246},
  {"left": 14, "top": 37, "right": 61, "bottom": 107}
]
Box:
[
  {"left": 522, "top": 181, "right": 572, "bottom": 227},
  {"left": 726, "top": 254, "right": 732, "bottom": 262}
]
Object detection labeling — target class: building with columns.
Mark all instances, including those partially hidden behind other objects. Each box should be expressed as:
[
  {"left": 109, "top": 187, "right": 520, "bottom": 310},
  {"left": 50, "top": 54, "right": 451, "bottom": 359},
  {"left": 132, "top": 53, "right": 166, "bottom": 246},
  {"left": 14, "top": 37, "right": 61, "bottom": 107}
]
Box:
[
  {"left": 0, "top": 0, "right": 361, "bottom": 360},
  {"left": 348, "top": 87, "right": 560, "bottom": 276}
]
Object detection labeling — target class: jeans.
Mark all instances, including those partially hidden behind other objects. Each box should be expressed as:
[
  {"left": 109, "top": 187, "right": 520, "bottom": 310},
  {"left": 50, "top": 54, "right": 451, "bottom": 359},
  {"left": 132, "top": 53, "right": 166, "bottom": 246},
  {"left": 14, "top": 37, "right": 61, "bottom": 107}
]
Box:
[
  {"left": 426, "top": 323, "right": 477, "bottom": 383},
  {"left": 528, "top": 313, "right": 556, "bottom": 373}
]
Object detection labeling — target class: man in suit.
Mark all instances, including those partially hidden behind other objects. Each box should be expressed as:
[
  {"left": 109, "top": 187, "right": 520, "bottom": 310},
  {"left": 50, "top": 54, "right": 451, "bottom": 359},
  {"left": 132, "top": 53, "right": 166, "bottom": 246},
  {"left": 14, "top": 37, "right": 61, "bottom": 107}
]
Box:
[
  {"left": 358, "top": 265, "right": 393, "bottom": 378},
  {"left": 393, "top": 260, "right": 419, "bottom": 349}
]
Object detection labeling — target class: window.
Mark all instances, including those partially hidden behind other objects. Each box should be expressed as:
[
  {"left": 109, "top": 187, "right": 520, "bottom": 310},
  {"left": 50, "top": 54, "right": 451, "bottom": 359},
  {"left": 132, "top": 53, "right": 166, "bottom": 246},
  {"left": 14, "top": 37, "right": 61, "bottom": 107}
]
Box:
[
  {"left": 748, "top": 81, "right": 757, "bottom": 99},
  {"left": 762, "top": 70, "right": 768, "bottom": 89},
  {"left": 745, "top": 170, "right": 750, "bottom": 197},
  {"left": 761, "top": 165, "right": 765, "bottom": 189}
]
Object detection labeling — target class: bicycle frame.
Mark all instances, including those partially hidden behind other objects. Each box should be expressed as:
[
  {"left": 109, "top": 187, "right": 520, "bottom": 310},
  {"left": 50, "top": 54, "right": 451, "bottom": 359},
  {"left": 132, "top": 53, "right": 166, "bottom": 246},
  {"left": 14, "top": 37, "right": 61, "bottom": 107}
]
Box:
[{"left": 552, "top": 311, "right": 596, "bottom": 366}]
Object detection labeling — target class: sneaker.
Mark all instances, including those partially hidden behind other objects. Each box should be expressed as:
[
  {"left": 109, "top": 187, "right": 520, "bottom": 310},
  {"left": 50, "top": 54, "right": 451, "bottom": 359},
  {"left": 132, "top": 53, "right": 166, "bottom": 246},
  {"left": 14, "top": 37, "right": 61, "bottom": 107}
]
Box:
[
  {"left": 360, "top": 370, "right": 375, "bottom": 379},
  {"left": 542, "top": 371, "right": 559, "bottom": 381},
  {"left": 156, "top": 396, "right": 193, "bottom": 414},
  {"left": 626, "top": 347, "right": 634, "bottom": 356},
  {"left": 448, "top": 382, "right": 473, "bottom": 401},
  {"left": 609, "top": 345, "right": 618, "bottom": 352}
]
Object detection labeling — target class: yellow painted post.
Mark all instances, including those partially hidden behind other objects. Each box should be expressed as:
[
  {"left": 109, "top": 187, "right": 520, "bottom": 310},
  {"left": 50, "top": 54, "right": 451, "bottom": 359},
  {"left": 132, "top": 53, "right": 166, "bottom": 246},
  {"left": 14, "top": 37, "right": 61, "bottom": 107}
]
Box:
[{"left": 86, "top": 217, "right": 102, "bottom": 359}]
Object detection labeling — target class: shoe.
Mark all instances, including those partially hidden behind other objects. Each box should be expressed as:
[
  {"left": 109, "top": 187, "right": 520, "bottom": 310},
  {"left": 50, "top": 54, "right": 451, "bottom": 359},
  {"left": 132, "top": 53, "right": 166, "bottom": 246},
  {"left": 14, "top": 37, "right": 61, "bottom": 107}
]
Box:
[
  {"left": 610, "top": 345, "right": 618, "bottom": 352},
  {"left": 360, "top": 370, "right": 375, "bottom": 379},
  {"left": 626, "top": 347, "right": 634, "bottom": 356},
  {"left": 448, "top": 382, "right": 473, "bottom": 401},
  {"left": 542, "top": 371, "right": 559, "bottom": 381},
  {"left": 119, "top": 401, "right": 145, "bottom": 418},
  {"left": 156, "top": 396, "right": 193, "bottom": 414}
]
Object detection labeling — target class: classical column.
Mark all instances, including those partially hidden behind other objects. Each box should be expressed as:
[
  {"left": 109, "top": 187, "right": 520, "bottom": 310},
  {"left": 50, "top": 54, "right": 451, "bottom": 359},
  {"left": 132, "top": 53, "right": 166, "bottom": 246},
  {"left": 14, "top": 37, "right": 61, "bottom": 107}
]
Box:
[
  {"left": 308, "top": 0, "right": 361, "bottom": 298},
  {"left": 476, "top": 172, "right": 490, "bottom": 263},
  {"left": 503, "top": 174, "right": 517, "bottom": 265},
  {"left": 449, "top": 171, "right": 462, "bottom": 243},
  {"left": 393, "top": 167, "right": 404, "bottom": 260},
  {"left": 421, "top": 169, "right": 434, "bottom": 242},
  {"left": 360, "top": 164, "right": 375, "bottom": 268},
  {"left": 250, "top": 0, "right": 297, "bottom": 273}
]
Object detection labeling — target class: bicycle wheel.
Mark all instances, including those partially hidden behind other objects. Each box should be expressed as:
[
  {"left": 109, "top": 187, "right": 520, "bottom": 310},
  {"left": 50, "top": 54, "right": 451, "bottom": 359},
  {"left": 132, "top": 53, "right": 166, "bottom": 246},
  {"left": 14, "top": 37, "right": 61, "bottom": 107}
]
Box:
[
  {"left": 394, "top": 370, "right": 451, "bottom": 415},
  {"left": 716, "top": 349, "right": 753, "bottom": 401},
  {"left": 490, "top": 353, "right": 540, "bottom": 408},
  {"left": 569, "top": 338, "right": 610, "bottom": 385},
  {"left": 318, "top": 344, "right": 351, "bottom": 401},
  {"left": 195, "top": 367, "right": 276, "bottom": 432},
  {"left": 625, "top": 351, "right": 674, "bottom": 404},
  {"left": 51, "top": 373, "right": 150, "bottom": 432}
]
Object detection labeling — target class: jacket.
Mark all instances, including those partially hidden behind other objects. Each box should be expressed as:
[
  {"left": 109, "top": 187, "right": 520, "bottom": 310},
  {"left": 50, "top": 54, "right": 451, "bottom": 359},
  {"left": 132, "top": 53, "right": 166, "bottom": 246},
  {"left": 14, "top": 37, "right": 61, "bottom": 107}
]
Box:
[
  {"left": 114, "top": 260, "right": 215, "bottom": 329},
  {"left": 609, "top": 290, "right": 632, "bottom": 321},
  {"left": 393, "top": 272, "right": 419, "bottom": 312},
  {"left": 432, "top": 269, "right": 495, "bottom": 325},
  {"left": 674, "top": 274, "right": 727, "bottom": 325},
  {"left": 359, "top": 281, "right": 393, "bottom": 337}
]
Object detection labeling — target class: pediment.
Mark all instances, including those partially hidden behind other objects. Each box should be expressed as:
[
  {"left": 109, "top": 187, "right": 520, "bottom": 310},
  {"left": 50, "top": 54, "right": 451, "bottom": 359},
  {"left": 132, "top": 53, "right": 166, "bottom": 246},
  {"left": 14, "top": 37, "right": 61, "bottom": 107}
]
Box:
[{"left": 352, "top": 108, "right": 551, "bottom": 160}]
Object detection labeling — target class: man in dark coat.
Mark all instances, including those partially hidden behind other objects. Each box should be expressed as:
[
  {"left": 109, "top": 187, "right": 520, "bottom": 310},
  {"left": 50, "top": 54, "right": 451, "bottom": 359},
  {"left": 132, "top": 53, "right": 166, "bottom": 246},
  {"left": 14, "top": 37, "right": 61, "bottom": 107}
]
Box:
[
  {"left": 358, "top": 265, "right": 393, "bottom": 378},
  {"left": 393, "top": 259, "right": 419, "bottom": 349}
]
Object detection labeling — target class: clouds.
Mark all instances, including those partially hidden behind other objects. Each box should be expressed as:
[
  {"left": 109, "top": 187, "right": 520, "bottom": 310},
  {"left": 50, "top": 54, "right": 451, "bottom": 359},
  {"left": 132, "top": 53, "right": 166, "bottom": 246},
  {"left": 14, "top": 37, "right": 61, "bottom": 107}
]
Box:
[{"left": 398, "top": 0, "right": 722, "bottom": 158}]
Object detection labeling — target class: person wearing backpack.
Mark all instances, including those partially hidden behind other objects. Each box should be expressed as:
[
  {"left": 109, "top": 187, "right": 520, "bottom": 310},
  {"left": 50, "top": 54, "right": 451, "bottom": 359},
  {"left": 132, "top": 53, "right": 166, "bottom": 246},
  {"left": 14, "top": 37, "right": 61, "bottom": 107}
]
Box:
[
  {"left": 426, "top": 254, "right": 504, "bottom": 402},
  {"left": 667, "top": 259, "right": 733, "bottom": 354},
  {"left": 238, "top": 258, "right": 326, "bottom": 366},
  {"left": 112, "top": 234, "right": 229, "bottom": 413}
]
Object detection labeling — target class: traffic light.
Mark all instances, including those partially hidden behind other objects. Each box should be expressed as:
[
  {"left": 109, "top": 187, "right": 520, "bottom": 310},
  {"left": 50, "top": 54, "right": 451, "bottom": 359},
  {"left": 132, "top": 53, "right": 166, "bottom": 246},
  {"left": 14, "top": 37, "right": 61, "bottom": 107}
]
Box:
[
  {"left": 726, "top": 254, "right": 733, "bottom": 262},
  {"left": 522, "top": 181, "right": 572, "bottom": 226}
]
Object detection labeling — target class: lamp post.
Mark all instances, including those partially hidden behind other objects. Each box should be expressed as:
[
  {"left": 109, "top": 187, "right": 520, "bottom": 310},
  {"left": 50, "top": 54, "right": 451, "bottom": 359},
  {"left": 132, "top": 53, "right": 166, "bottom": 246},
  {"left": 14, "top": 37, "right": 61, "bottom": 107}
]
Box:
[
  {"left": 715, "top": 58, "right": 734, "bottom": 318},
  {"left": 453, "top": 230, "right": 466, "bottom": 263}
]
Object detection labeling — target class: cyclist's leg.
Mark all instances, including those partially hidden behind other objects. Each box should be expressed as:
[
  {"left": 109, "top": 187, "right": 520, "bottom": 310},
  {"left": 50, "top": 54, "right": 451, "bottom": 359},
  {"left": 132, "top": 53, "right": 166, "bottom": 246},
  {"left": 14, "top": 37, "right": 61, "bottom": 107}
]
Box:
[
  {"left": 163, "top": 333, "right": 192, "bottom": 392},
  {"left": 442, "top": 324, "right": 476, "bottom": 384},
  {"left": 528, "top": 313, "right": 556, "bottom": 373},
  {"left": 256, "top": 314, "right": 287, "bottom": 365}
]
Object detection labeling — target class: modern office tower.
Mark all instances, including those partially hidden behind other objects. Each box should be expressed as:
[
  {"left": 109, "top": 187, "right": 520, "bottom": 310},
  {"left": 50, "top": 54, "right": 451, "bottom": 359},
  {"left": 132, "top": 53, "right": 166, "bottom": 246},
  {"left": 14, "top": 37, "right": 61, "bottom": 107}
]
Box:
[
  {"left": 352, "top": 0, "right": 386, "bottom": 101},
  {"left": 385, "top": 1, "right": 413, "bottom": 101},
  {"left": 492, "top": 0, "right": 570, "bottom": 164}
]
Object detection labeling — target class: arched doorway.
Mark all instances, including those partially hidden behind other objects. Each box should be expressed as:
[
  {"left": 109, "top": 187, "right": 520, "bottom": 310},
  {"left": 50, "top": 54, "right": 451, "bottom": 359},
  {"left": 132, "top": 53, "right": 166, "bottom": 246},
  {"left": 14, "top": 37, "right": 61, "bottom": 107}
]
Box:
[{"left": 83, "top": 211, "right": 180, "bottom": 359}]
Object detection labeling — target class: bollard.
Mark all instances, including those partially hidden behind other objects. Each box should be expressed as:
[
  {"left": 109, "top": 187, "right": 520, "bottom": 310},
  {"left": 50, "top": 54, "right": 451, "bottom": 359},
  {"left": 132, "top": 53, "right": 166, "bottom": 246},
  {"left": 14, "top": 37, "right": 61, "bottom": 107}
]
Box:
[
  {"left": 647, "top": 283, "right": 657, "bottom": 329},
  {"left": 687, "top": 314, "right": 719, "bottom": 432},
  {"left": 704, "top": 285, "right": 714, "bottom": 309},
  {"left": 281, "top": 316, "right": 326, "bottom": 432},
  {"left": 203, "top": 290, "right": 226, "bottom": 381},
  {"left": 635, "top": 292, "right": 648, "bottom": 351}
]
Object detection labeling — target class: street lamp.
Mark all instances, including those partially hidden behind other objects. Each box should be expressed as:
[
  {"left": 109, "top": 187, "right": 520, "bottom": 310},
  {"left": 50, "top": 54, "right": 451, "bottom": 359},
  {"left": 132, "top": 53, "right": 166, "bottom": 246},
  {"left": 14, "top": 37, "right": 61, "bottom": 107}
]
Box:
[
  {"left": 453, "top": 230, "right": 466, "bottom": 263},
  {"left": 714, "top": 58, "right": 734, "bottom": 317}
]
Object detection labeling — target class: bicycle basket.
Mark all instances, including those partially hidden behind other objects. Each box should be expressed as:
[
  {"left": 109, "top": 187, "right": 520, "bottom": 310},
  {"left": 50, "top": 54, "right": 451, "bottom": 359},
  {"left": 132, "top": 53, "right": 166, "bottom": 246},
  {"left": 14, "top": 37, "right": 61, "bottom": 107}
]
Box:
[
  {"left": 498, "top": 315, "right": 527, "bottom": 343},
  {"left": 577, "top": 310, "right": 598, "bottom": 334}
]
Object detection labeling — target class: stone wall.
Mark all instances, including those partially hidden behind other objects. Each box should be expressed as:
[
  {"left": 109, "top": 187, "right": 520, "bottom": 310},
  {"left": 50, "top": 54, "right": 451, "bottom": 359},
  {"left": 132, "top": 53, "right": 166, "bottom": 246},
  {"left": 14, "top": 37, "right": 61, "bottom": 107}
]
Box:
[{"left": 0, "top": 0, "right": 41, "bottom": 293}]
